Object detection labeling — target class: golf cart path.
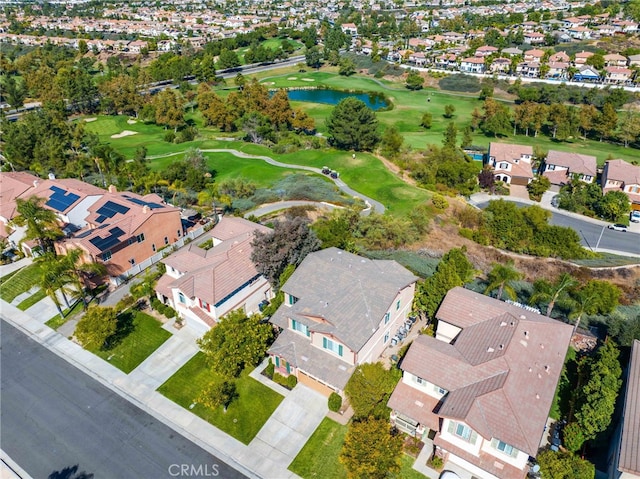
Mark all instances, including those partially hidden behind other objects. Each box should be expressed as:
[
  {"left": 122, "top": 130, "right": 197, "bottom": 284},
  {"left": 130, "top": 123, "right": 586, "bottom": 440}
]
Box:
[{"left": 147, "top": 148, "right": 385, "bottom": 214}]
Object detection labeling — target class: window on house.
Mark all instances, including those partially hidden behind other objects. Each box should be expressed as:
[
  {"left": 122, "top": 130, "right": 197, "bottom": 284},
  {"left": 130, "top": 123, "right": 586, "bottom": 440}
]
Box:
[
  {"left": 414, "top": 376, "right": 425, "bottom": 385},
  {"left": 433, "top": 384, "right": 447, "bottom": 395},
  {"left": 291, "top": 319, "right": 310, "bottom": 337},
  {"left": 384, "top": 332, "right": 390, "bottom": 343},
  {"left": 322, "top": 337, "right": 343, "bottom": 356},
  {"left": 396, "top": 300, "right": 400, "bottom": 310},
  {"left": 500, "top": 162, "right": 508, "bottom": 169},
  {"left": 547, "top": 164, "right": 556, "bottom": 170},
  {"left": 164, "top": 236, "right": 169, "bottom": 245},
  {"left": 201, "top": 300, "right": 210, "bottom": 311},
  {"left": 491, "top": 439, "right": 517, "bottom": 457},
  {"left": 129, "top": 258, "right": 135, "bottom": 266},
  {"left": 455, "top": 423, "right": 472, "bottom": 440},
  {"left": 102, "top": 251, "right": 112, "bottom": 261},
  {"left": 178, "top": 292, "right": 186, "bottom": 304},
  {"left": 177, "top": 230, "right": 182, "bottom": 237},
  {"left": 288, "top": 294, "right": 298, "bottom": 305},
  {"left": 136, "top": 233, "right": 145, "bottom": 243},
  {"left": 384, "top": 312, "right": 390, "bottom": 324}
]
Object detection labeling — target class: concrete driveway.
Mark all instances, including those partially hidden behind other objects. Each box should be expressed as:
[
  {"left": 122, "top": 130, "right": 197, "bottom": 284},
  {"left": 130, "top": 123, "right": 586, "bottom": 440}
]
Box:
[{"left": 248, "top": 385, "right": 328, "bottom": 477}]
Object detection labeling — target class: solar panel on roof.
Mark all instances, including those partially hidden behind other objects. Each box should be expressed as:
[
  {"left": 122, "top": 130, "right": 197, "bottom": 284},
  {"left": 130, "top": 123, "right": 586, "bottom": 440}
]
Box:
[
  {"left": 45, "top": 186, "right": 80, "bottom": 212},
  {"left": 88, "top": 227, "right": 125, "bottom": 252},
  {"left": 122, "top": 195, "right": 164, "bottom": 209},
  {"left": 94, "top": 201, "right": 130, "bottom": 224}
]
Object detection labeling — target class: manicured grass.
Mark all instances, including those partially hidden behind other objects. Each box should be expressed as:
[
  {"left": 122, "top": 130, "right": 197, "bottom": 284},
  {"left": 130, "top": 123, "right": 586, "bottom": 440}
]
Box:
[
  {"left": 89, "top": 311, "right": 171, "bottom": 373},
  {"left": 571, "top": 253, "right": 640, "bottom": 267},
  {"left": 289, "top": 418, "right": 349, "bottom": 479},
  {"left": 17, "top": 288, "right": 46, "bottom": 311},
  {"left": 45, "top": 300, "right": 84, "bottom": 330},
  {"left": 0, "top": 269, "right": 20, "bottom": 284},
  {"left": 157, "top": 352, "right": 283, "bottom": 444},
  {"left": 289, "top": 418, "right": 430, "bottom": 479},
  {"left": 0, "top": 263, "right": 42, "bottom": 303}
]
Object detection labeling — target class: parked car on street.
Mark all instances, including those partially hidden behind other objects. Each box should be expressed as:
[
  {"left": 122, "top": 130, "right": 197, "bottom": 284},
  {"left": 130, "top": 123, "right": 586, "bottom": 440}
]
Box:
[
  {"left": 608, "top": 223, "right": 628, "bottom": 232},
  {"left": 630, "top": 211, "right": 640, "bottom": 223}
]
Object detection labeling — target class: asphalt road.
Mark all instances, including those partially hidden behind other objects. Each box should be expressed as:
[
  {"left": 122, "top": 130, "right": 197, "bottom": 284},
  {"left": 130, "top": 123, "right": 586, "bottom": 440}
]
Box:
[
  {"left": 0, "top": 320, "right": 247, "bottom": 479},
  {"left": 476, "top": 201, "right": 640, "bottom": 256}
]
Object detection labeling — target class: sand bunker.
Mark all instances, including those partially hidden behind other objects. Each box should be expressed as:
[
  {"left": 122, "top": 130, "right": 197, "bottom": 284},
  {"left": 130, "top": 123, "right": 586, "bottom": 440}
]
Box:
[
  {"left": 263, "top": 82, "right": 275, "bottom": 85},
  {"left": 111, "top": 130, "right": 138, "bottom": 139},
  {"left": 127, "top": 119, "right": 137, "bottom": 124},
  {"left": 301, "top": 78, "right": 315, "bottom": 82},
  {"left": 84, "top": 117, "right": 98, "bottom": 122},
  {"left": 287, "top": 77, "right": 297, "bottom": 80}
]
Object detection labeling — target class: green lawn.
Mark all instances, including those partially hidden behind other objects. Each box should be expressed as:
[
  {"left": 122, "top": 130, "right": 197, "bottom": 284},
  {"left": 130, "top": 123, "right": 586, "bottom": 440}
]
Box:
[
  {"left": 88, "top": 311, "right": 171, "bottom": 373},
  {"left": 289, "top": 417, "right": 430, "bottom": 479},
  {"left": 17, "top": 289, "right": 46, "bottom": 311},
  {"left": 0, "top": 263, "right": 42, "bottom": 303},
  {"left": 290, "top": 418, "right": 349, "bottom": 479},
  {"left": 157, "top": 352, "right": 283, "bottom": 444}
]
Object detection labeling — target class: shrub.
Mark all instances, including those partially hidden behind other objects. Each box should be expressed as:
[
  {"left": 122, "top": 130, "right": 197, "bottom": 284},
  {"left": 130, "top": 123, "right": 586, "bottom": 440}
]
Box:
[
  {"left": 164, "top": 131, "right": 176, "bottom": 143},
  {"left": 150, "top": 297, "right": 162, "bottom": 311},
  {"left": 264, "top": 358, "right": 275, "bottom": 379},
  {"left": 428, "top": 455, "right": 443, "bottom": 470},
  {"left": 272, "top": 372, "right": 298, "bottom": 389},
  {"left": 164, "top": 306, "right": 177, "bottom": 319},
  {"left": 328, "top": 392, "right": 343, "bottom": 412},
  {"left": 115, "top": 294, "right": 136, "bottom": 311},
  {"left": 431, "top": 194, "right": 449, "bottom": 210},
  {"left": 438, "top": 74, "right": 481, "bottom": 92},
  {"left": 563, "top": 422, "right": 585, "bottom": 453},
  {"left": 459, "top": 228, "right": 474, "bottom": 240},
  {"left": 286, "top": 374, "right": 298, "bottom": 389}
]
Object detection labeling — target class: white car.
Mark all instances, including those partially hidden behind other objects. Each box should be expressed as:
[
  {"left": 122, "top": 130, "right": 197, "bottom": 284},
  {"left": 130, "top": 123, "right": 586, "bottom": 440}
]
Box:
[
  {"left": 631, "top": 211, "right": 640, "bottom": 223},
  {"left": 440, "top": 472, "right": 462, "bottom": 479},
  {"left": 608, "top": 223, "right": 628, "bottom": 232}
]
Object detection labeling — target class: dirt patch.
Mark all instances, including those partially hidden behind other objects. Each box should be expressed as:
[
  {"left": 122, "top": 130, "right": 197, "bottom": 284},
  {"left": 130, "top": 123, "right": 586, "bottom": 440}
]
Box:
[
  {"left": 84, "top": 117, "right": 98, "bottom": 122},
  {"left": 374, "top": 154, "right": 418, "bottom": 186},
  {"left": 111, "top": 130, "right": 138, "bottom": 139},
  {"left": 127, "top": 119, "right": 137, "bottom": 124}
]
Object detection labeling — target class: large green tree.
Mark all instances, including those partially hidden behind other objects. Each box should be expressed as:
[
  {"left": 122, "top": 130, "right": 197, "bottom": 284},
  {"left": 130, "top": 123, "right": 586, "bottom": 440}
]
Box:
[
  {"left": 326, "top": 98, "right": 380, "bottom": 151},
  {"left": 75, "top": 306, "right": 119, "bottom": 350},
  {"left": 344, "top": 363, "right": 401, "bottom": 420},
  {"left": 574, "top": 340, "right": 622, "bottom": 441},
  {"left": 251, "top": 217, "right": 321, "bottom": 287},
  {"left": 197, "top": 310, "right": 273, "bottom": 378},
  {"left": 530, "top": 273, "right": 578, "bottom": 317},
  {"left": 339, "top": 417, "right": 403, "bottom": 479},
  {"left": 537, "top": 450, "right": 595, "bottom": 479}
]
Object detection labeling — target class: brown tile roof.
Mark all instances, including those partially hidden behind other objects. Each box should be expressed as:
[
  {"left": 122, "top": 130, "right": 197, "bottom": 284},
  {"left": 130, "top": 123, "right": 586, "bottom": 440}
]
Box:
[
  {"left": 160, "top": 217, "right": 268, "bottom": 307},
  {"left": 543, "top": 169, "right": 571, "bottom": 186},
  {"left": 0, "top": 172, "right": 39, "bottom": 221},
  {"left": 397, "top": 287, "right": 573, "bottom": 456},
  {"left": 489, "top": 143, "right": 534, "bottom": 180},
  {"left": 387, "top": 381, "right": 441, "bottom": 431},
  {"left": 434, "top": 434, "right": 526, "bottom": 479},
  {"left": 619, "top": 339, "right": 640, "bottom": 475},
  {"left": 268, "top": 329, "right": 355, "bottom": 390},
  {"left": 24, "top": 178, "right": 105, "bottom": 214},
  {"left": 604, "top": 159, "right": 640, "bottom": 185}
]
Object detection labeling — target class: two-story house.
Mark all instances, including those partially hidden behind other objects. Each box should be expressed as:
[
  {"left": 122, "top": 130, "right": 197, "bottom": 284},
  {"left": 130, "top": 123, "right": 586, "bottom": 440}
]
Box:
[
  {"left": 604, "top": 66, "right": 633, "bottom": 84},
  {"left": 155, "top": 217, "right": 272, "bottom": 333},
  {"left": 268, "top": 248, "right": 418, "bottom": 397},
  {"left": 58, "top": 187, "right": 182, "bottom": 280},
  {"left": 602, "top": 159, "right": 640, "bottom": 207},
  {"left": 0, "top": 172, "right": 41, "bottom": 249},
  {"left": 487, "top": 143, "right": 534, "bottom": 185},
  {"left": 388, "top": 287, "right": 573, "bottom": 479},
  {"left": 459, "top": 57, "right": 485, "bottom": 74},
  {"left": 542, "top": 150, "right": 597, "bottom": 186}
]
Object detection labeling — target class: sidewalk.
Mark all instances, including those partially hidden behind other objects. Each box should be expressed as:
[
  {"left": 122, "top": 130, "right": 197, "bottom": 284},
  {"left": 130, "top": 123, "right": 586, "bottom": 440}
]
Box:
[{"left": 0, "top": 298, "right": 325, "bottom": 479}]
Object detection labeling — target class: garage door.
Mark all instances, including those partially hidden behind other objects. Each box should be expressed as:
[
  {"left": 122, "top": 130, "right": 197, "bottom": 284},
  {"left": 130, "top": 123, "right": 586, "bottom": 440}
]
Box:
[{"left": 298, "top": 371, "right": 335, "bottom": 397}]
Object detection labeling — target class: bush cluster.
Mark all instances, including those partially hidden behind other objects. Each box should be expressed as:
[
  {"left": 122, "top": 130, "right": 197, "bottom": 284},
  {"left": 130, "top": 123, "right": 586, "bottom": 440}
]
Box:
[
  {"left": 150, "top": 298, "right": 178, "bottom": 319},
  {"left": 438, "top": 74, "right": 481, "bottom": 93},
  {"left": 272, "top": 372, "right": 298, "bottom": 389},
  {"left": 328, "top": 392, "right": 343, "bottom": 412}
]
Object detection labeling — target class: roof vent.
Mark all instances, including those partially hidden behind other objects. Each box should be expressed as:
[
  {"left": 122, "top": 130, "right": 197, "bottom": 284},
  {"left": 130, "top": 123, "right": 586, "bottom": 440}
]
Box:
[
  {"left": 540, "top": 343, "right": 545, "bottom": 349},
  {"left": 325, "top": 302, "right": 329, "bottom": 307},
  {"left": 544, "top": 365, "right": 550, "bottom": 373},
  {"left": 301, "top": 355, "right": 309, "bottom": 361},
  {"left": 48, "top": 172, "right": 56, "bottom": 180},
  {"left": 528, "top": 367, "right": 533, "bottom": 373},
  {"left": 499, "top": 344, "right": 504, "bottom": 350},
  {"left": 538, "top": 373, "right": 542, "bottom": 379},
  {"left": 524, "top": 331, "right": 529, "bottom": 338},
  {"left": 520, "top": 314, "right": 526, "bottom": 320},
  {"left": 520, "top": 340, "right": 528, "bottom": 347},
  {"left": 487, "top": 347, "right": 495, "bottom": 353},
  {"left": 500, "top": 321, "right": 507, "bottom": 327},
  {"left": 415, "top": 400, "right": 424, "bottom": 408},
  {"left": 510, "top": 321, "right": 515, "bottom": 327},
  {"left": 536, "top": 393, "right": 540, "bottom": 399}
]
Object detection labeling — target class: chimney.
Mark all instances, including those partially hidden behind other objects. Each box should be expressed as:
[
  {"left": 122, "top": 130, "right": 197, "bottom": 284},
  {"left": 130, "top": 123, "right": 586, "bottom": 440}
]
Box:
[
  {"left": 48, "top": 172, "right": 56, "bottom": 180},
  {"left": 108, "top": 184, "right": 117, "bottom": 193},
  {"left": 33, "top": 180, "right": 39, "bottom": 187},
  {"left": 142, "top": 205, "right": 149, "bottom": 214}
]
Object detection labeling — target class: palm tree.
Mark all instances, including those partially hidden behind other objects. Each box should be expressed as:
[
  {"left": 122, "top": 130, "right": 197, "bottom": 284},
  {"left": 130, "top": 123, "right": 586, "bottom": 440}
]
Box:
[
  {"left": 484, "top": 262, "right": 523, "bottom": 301},
  {"left": 530, "top": 273, "right": 578, "bottom": 317},
  {"left": 38, "top": 258, "right": 74, "bottom": 319},
  {"left": 59, "top": 249, "right": 106, "bottom": 309},
  {"left": 12, "top": 196, "right": 62, "bottom": 255},
  {"left": 568, "top": 289, "right": 598, "bottom": 335}
]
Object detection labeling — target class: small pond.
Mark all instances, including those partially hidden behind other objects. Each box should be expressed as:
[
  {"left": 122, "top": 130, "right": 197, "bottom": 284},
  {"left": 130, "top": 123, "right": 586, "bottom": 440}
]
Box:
[{"left": 285, "top": 89, "right": 390, "bottom": 110}]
